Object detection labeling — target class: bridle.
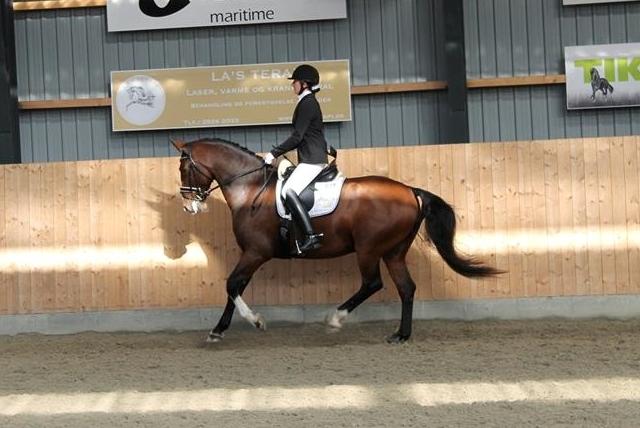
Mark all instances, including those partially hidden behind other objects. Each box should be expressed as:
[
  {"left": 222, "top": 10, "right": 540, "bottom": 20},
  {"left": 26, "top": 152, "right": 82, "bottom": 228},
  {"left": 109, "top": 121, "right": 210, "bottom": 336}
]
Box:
[{"left": 179, "top": 150, "right": 272, "bottom": 207}]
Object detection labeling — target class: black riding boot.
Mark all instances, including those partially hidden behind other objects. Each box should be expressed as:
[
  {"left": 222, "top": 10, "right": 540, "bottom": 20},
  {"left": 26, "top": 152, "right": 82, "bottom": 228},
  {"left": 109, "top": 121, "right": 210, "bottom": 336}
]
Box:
[{"left": 285, "top": 189, "right": 323, "bottom": 254}]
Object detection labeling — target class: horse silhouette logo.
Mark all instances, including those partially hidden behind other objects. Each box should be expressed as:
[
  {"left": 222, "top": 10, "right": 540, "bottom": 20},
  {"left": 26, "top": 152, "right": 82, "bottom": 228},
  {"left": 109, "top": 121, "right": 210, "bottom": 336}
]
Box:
[
  {"left": 590, "top": 67, "right": 614, "bottom": 101},
  {"left": 115, "top": 75, "right": 166, "bottom": 127},
  {"left": 125, "top": 86, "right": 156, "bottom": 110}
]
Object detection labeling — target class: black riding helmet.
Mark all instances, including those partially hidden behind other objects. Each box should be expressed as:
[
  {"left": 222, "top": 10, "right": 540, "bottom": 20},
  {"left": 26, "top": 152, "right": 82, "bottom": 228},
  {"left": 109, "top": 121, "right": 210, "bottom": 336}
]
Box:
[{"left": 288, "top": 64, "right": 320, "bottom": 90}]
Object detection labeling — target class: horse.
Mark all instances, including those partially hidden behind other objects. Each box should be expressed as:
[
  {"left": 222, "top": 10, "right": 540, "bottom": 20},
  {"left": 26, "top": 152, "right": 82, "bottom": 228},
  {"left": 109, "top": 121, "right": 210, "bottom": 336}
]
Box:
[
  {"left": 126, "top": 86, "right": 155, "bottom": 110},
  {"left": 172, "top": 137, "right": 502, "bottom": 344},
  {"left": 590, "top": 67, "right": 614, "bottom": 100}
]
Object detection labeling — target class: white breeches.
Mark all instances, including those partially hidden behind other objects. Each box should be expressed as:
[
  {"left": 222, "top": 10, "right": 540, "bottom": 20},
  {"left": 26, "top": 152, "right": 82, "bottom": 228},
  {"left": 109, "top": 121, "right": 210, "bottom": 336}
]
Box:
[{"left": 281, "top": 163, "right": 326, "bottom": 196}]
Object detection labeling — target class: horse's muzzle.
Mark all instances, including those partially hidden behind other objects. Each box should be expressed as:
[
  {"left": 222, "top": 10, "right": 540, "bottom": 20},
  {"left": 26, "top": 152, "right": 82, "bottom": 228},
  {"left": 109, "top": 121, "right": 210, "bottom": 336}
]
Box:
[{"left": 182, "top": 199, "right": 208, "bottom": 215}]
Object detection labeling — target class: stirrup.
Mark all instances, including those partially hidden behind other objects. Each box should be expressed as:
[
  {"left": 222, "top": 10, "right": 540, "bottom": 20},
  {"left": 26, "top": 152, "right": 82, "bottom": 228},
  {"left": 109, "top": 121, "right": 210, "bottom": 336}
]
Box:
[{"left": 295, "top": 233, "right": 324, "bottom": 254}]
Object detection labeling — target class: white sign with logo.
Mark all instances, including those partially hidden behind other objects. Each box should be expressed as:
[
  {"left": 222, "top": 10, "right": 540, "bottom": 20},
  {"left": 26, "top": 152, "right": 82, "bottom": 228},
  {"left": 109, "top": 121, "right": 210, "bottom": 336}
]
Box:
[
  {"left": 107, "top": 0, "right": 347, "bottom": 32},
  {"left": 563, "top": 0, "right": 640, "bottom": 5},
  {"left": 115, "top": 75, "right": 167, "bottom": 125},
  {"left": 565, "top": 43, "right": 640, "bottom": 110}
]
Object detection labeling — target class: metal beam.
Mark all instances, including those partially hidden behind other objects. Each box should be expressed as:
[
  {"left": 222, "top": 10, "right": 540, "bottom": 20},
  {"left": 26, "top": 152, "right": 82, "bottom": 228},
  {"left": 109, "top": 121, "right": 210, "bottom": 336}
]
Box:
[
  {"left": 0, "top": 0, "right": 21, "bottom": 163},
  {"left": 442, "top": 0, "right": 469, "bottom": 143}
]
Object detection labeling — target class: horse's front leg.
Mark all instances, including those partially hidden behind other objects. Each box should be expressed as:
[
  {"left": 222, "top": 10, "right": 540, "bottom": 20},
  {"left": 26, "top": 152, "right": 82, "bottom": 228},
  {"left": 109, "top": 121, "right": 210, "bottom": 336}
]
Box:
[{"left": 207, "top": 251, "right": 267, "bottom": 343}]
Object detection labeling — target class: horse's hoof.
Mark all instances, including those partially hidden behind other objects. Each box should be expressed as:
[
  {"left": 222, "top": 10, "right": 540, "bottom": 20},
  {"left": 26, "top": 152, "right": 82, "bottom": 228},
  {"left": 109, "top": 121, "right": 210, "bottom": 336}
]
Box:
[
  {"left": 386, "top": 332, "right": 410, "bottom": 344},
  {"left": 254, "top": 313, "right": 267, "bottom": 331},
  {"left": 206, "top": 332, "right": 224, "bottom": 343},
  {"left": 325, "top": 309, "right": 348, "bottom": 329}
]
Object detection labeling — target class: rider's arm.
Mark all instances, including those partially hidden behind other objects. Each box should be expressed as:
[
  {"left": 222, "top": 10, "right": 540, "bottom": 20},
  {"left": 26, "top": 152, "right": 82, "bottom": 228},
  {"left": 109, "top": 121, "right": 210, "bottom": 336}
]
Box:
[{"left": 270, "top": 99, "right": 314, "bottom": 158}]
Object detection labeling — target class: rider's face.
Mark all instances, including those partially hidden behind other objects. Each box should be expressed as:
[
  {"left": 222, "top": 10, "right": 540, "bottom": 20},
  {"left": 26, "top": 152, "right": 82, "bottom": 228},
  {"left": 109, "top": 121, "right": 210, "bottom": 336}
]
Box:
[{"left": 292, "top": 80, "right": 305, "bottom": 94}]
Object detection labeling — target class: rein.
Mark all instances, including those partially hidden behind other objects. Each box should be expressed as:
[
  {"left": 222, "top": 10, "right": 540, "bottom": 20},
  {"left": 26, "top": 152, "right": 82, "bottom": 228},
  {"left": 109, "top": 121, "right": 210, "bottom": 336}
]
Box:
[{"left": 180, "top": 151, "right": 272, "bottom": 207}]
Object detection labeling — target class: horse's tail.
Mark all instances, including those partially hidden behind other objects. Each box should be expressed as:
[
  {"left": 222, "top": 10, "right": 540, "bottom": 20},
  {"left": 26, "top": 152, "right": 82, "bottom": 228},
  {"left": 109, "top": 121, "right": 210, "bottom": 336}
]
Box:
[
  {"left": 608, "top": 82, "right": 614, "bottom": 93},
  {"left": 412, "top": 188, "right": 503, "bottom": 278}
]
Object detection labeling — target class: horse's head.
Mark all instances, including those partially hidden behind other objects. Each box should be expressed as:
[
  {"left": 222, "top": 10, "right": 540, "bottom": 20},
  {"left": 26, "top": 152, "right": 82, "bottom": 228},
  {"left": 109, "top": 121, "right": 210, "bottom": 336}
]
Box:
[
  {"left": 171, "top": 138, "right": 215, "bottom": 215},
  {"left": 590, "top": 67, "right": 599, "bottom": 81}
]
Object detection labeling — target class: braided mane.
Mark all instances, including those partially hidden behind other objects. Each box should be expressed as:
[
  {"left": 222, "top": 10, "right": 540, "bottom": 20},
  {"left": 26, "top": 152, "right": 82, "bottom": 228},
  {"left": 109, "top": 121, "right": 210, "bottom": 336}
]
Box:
[{"left": 191, "top": 137, "right": 263, "bottom": 161}]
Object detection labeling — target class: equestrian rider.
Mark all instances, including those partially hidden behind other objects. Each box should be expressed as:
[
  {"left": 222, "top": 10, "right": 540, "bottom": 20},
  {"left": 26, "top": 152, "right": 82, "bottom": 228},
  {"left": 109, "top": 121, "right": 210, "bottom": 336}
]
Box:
[{"left": 263, "top": 64, "right": 328, "bottom": 253}]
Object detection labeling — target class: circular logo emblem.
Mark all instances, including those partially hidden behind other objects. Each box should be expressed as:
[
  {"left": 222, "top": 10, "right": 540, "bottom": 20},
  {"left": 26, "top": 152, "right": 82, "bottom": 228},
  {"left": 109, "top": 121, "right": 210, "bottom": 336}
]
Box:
[{"left": 115, "top": 75, "right": 166, "bottom": 126}]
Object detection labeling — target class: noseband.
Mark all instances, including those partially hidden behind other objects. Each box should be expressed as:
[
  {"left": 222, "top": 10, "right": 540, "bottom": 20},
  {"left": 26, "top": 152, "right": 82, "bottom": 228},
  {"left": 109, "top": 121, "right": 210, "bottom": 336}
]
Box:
[
  {"left": 179, "top": 150, "right": 270, "bottom": 203},
  {"left": 180, "top": 151, "right": 216, "bottom": 202}
]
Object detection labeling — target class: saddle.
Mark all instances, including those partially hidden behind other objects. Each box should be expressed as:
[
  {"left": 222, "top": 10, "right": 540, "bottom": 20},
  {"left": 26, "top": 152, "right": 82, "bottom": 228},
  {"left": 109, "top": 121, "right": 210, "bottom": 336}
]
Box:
[
  {"left": 275, "top": 160, "right": 346, "bottom": 219},
  {"left": 274, "top": 158, "right": 345, "bottom": 258}
]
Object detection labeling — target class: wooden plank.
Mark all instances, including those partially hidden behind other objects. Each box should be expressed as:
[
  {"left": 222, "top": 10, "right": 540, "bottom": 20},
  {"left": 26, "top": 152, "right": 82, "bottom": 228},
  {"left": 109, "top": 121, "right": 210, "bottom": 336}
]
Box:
[
  {"left": 517, "top": 141, "right": 536, "bottom": 298},
  {"left": 503, "top": 142, "right": 522, "bottom": 298},
  {"left": 64, "top": 162, "right": 81, "bottom": 311},
  {"left": 4, "top": 165, "right": 23, "bottom": 314},
  {"left": 478, "top": 143, "right": 496, "bottom": 298},
  {"left": 13, "top": 0, "right": 106, "bottom": 11},
  {"left": 556, "top": 139, "right": 577, "bottom": 296},
  {"left": 76, "top": 161, "right": 93, "bottom": 310},
  {"left": 156, "top": 159, "right": 177, "bottom": 308},
  {"left": 18, "top": 98, "right": 111, "bottom": 109},
  {"left": 426, "top": 145, "right": 444, "bottom": 300},
  {"left": 438, "top": 144, "right": 457, "bottom": 299},
  {"left": 52, "top": 162, "right": 68, "bottom": 311},
  {"left": 464, "top": 143, "right": 482, "bottom": 299},
  {"left": 39, "top": 164, "right": 58, "bottom": 311},
  {"left": 350, "top": 81, "right": 447, "bottom": 94},
  {"left": 100, "top": 160, "right": 120, "bottom": 309},
  {"left": 124, "top": 159, "right": 142, "bottom": 308},
  {"left": 491, "top": 142, "right": 509, "bottom": 297},
  {"left": 609, "top": 137, "right": 630, "bottom": 294},
  {"left": 27, "top": 165, "right": 41, "bottom": 312},
  {"left": 451, "top": 144, "right": 470, "bottom": 299},
  {"left": 583, "top": 139, "right": 604, "bottom": 295},
  {"left": 146, "top": 158, "right": 164, "bottom": 308},
  {"left": 14, "top": 165, "right": 31, "bottom": 313},
  {"left": 570, "top": 139, "right": 589, "bottom": 296},
  {"left": 625, "top": 137, "right": 640, "bottom": 294},
  {"left": 543, "top": 140, "right": 562, "bottom": 297},
  {"left": 467, "top": 74, "right": 566, "bottom": 88},
  {"left": 530, "top": 141, "right": 549, "bottom": 297},
  {"left": 114, "top": 160, "right": 129, "bottom": 308},
  {"left": 0, "top": 166, "right": 6, "bottom": 314},
  {"left": 89, "top": 161, "right": 105, "bottom": 310},
  {"left": 596, "top": 139, "right": 616, "bottom": 295}
]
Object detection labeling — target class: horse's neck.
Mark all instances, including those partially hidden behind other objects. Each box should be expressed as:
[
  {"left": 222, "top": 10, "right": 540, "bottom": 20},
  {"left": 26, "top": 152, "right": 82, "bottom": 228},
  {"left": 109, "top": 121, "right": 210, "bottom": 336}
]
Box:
[
  {"left": 207, "top": 144, "right": 260, "bottom": 181},
  {"left": 207, "top": 145, "right": 264, "bottom": 210}
]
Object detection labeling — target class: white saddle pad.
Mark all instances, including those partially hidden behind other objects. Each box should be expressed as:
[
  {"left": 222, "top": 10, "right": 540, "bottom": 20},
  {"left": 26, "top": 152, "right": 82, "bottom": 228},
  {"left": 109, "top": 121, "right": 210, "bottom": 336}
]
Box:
[{"left": 275, "top": 172, "right": 346, "bottom": 219}]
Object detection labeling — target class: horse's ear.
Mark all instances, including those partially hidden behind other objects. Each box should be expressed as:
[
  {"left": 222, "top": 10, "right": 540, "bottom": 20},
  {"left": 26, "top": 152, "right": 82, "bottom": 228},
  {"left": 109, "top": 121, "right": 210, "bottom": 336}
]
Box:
[{"left": 170, "top": 138, "right": 186, "bottom": 152}]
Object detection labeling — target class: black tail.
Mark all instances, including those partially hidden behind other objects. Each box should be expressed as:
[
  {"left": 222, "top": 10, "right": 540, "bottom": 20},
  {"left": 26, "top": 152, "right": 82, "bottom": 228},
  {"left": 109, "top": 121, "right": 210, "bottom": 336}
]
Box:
[{"left": 413, "top": 188, "right": 504, "bottom": 278}]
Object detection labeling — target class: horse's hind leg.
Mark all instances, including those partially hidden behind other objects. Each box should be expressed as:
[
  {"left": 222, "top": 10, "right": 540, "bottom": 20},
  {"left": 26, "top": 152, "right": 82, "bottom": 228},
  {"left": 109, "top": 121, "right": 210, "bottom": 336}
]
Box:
[
  {"left": 326, "top": 254, "right": 383, "bottom": 329},
  {"left": 383, "top": 255, "right": 416, "bottom": 344}
]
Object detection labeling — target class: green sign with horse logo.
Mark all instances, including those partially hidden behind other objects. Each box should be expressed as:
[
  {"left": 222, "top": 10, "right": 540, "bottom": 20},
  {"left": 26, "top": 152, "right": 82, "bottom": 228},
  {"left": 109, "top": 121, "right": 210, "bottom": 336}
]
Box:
[{"left": 565, "top": 43, "right": 640, "bottom": 110}]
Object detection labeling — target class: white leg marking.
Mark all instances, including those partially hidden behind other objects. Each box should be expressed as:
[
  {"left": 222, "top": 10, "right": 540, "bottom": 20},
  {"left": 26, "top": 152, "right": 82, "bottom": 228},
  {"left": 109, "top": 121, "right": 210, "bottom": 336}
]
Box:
[
  {"left": 234, "top": 296, "right": 258, "bottom": 324},
  {"left": 326, "top": 309, "right": 349, "bottom": 329}
]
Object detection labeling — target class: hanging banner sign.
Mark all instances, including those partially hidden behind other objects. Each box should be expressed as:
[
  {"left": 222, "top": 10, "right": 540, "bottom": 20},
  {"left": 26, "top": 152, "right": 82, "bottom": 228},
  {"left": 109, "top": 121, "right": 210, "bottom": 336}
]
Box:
[
  {"left": 563, "top": 0, "right": 639, "bottom": 5},
  {"left": 110, "top": 60, "right": 352, "bottom": 132},
  {"left": 107, "top": 0, "right": 347, "bottom": 32},
  {"left": 565, "top": 43, "right": 640, "bottom": 110}
]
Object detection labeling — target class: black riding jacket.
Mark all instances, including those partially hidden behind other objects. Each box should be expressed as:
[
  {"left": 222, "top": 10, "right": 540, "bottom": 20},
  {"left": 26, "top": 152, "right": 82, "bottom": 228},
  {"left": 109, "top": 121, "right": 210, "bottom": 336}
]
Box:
[{"left": 270, "top": 93, "right": 328, "bottom": 164}]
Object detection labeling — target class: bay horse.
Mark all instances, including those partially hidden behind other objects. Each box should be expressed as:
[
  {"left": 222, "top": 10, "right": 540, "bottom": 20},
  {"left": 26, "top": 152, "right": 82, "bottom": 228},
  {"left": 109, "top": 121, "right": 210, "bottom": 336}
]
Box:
[{"left": 172, "top": 137, "right": 501, "bottom": 344}]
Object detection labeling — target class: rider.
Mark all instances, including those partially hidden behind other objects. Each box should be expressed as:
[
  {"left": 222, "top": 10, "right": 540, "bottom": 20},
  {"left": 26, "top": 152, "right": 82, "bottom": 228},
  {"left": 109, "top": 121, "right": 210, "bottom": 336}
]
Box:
[{"left": 263, "top": 64, "right": 328, "bottom": 253}]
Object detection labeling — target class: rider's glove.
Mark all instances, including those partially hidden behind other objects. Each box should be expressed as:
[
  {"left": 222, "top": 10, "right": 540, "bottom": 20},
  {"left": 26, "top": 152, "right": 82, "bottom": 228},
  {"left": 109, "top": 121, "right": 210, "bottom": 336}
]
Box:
[{"left": 264, "top": 152, "right": 275, "bottom": 165}]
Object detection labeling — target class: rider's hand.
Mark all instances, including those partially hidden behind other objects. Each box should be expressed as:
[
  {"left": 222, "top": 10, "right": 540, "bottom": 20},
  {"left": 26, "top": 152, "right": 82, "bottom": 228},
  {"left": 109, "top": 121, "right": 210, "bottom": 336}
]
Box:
[{"left": 264, "top": 152, "right": 275, "bottom": 165}]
